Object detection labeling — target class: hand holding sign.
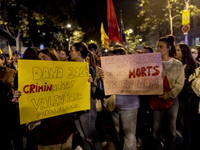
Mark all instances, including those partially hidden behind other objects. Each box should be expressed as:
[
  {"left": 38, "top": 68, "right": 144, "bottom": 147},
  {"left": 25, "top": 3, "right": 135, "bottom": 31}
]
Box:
[
  {"left": 100, "top": 53, "right": 163, "bottom": 95},
  {"left": 18, "top": 60, "right": 90, "bottom": 124}
]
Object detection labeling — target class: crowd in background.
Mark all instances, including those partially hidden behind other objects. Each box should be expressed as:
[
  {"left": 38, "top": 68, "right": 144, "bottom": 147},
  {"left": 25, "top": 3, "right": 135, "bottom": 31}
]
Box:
[{"left": 0, "top": 34, "right": 200, "bottom": 150}]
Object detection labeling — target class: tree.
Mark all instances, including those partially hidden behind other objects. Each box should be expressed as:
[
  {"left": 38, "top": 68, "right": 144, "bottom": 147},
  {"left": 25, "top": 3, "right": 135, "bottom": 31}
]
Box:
[
  {"left": 24, "top": 0, "right": 81, "bottom": 49},
  {"left": 0, "top": 0, "right": 82, "bottom": 51},
  {"left": 0, "top": 0, "right": 29, "bottom": 51},
  {"left": 125, "top": 30, "right": 147, "bottom": 52},
  {"left": 68, "top": 27, "right": 85, "bottom": 49},
  {"left": 137, "top": 0, "right": 200, "bottom": 35}
]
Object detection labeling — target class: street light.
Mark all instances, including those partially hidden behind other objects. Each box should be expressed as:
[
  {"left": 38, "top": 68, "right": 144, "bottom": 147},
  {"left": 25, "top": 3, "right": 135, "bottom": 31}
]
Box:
[
  {"left": 67, "top": 24, "right": 71, "bottom": 28},
  {"left": 139, "top": 39, "right": 142, "bottom": 42},
  {"left": 129, "top": 29, "right": 133, "bottom": 33}
]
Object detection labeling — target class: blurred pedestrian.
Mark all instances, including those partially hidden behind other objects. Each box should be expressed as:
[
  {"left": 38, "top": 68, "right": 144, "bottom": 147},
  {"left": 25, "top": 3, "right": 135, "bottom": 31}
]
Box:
[
  {"left": 13, "top": 50, "right": 21, "bottom": 71},
  {"left": 86, "top": 50, "right": 108, "bottom": 147},
  {"left": 60, "top": 49, "right": 70, "bottom": 61},
  {"left": 0, "top": 53, "right": 17, "bottom": 150},
  {"left": 13, "top": 47, "right": 39, "bottom": 150},
  {"left": 88, "top": 43, "right": 101, "bottom": 67},
  {"left": 175, "top": 43, "right": 197, "bottom": 150},
  {"left": 191, "top": 48, "right": 200, "bottom": 66},
  {"left": 88, "top": 43, "right": 98, "bottom": 55},
  {"left": 136, "top": 45, "right": 154, "bottom": 148},
  {"left": 70, "top": 42, "right": 102, "bottom": 150},
  {"left": 101, "top": 47, "right": 140, "bottom": 150},
  {"left": 35, "top": 48, "right": 76, "bottom": 150},
  {"left": 152, "top": 35, "right": 184, "bottom": 150},
  {"left": 142, "top": 46, "right": 154, "bottom": 53}
]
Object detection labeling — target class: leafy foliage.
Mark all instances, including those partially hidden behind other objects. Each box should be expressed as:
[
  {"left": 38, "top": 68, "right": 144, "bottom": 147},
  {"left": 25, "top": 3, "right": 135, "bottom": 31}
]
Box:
[
  {"left": 0, "top": 0, "right": 30, "bottom": 50},
  {"left": 0, "top": 0, "right": 83, "bottom": 50},
  {"left": 125, "top": 30, "right": 147, "bottom": 52},
  {"left": 137, "top": 0, "right": 200, "bottom": 35}
]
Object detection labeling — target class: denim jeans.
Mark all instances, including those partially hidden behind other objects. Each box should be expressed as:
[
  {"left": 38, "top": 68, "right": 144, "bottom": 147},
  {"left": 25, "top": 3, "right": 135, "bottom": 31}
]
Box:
[
  {"left": 75, "top": 98, "right": 102, "bottom": 150},
  {"left": 112, "top": 109, "right": 138, "bottom": 150},
  {"left": 152, "top": 97, "right": 179, "bottom": 150}
]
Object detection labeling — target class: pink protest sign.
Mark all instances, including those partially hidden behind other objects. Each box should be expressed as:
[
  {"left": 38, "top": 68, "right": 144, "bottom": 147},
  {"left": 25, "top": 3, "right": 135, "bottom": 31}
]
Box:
[{"left": 101, "top": 52, "right": 163, "bottom": 95}]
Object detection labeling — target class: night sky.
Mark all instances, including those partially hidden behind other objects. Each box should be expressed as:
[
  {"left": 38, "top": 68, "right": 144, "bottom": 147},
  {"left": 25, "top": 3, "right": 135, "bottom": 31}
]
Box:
[{"left": 75, "top": 0, "right": 138, "bottom": 45}]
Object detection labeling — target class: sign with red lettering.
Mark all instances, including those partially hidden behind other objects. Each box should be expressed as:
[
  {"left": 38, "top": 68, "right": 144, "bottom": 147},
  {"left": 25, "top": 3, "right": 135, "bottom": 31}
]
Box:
[
  {"left": 18, "top": 60, "right": 90, "bottom": 124},
  {"left": 101, "top": 53, "right": 163, "bottom": 95}
]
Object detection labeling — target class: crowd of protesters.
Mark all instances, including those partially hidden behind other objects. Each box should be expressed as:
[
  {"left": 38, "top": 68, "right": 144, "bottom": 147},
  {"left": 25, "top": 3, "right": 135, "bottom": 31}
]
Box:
[{"left": 0, "top": 34, "right": 200, "bottom": 150}]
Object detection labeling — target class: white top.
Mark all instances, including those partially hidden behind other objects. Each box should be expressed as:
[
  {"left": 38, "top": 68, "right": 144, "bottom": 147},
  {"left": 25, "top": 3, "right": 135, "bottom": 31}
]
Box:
[{"left": 162, "top": 58, "right": 173, "bottom": 70}]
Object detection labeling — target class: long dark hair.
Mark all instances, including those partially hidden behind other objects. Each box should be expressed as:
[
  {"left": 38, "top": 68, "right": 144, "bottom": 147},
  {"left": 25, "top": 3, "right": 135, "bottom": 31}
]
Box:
[
  {"left": 177, "top": 43, "right": 197, "bottom": 67},
  {"left": 87, "top": 50, "right": 96, "bottom": 74},
  {"left": 38, "top": 48, "right": 60, "bottom": 61},
  {"left": 23, "top": 47, "right": 39, "bottom": 60},
  {"left": 159, "top": 35, "right": 176, "bottom": 57},
  {"left": 112, "top": 47, "right": 127, "bottom": 55},
  {"left": 72, "top": 42, "right": 88, "bottom": 59}
]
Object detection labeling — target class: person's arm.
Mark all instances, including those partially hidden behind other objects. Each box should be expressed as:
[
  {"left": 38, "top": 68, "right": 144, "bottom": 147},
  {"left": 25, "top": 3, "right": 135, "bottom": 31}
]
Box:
[
  {"left": 168, "top": 63, "right": 185, "bottom": 98},
  {"left": 14, "top": 72, "right": 18, "bottom": 90}
]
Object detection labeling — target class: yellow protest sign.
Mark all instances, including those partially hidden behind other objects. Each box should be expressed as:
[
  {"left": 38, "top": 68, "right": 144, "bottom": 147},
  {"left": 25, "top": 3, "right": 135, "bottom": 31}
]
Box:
[
  {"left": 18, "top": 60, "right": 90, "bottom": 124},
  {"left": 182, "top": 10, "right": 190, "bottom": 25}
]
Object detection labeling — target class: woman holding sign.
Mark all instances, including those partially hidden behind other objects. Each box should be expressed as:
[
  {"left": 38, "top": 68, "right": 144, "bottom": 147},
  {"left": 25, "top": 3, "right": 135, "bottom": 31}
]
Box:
[
  {"left": 152, "top": 35, "right": 184, "bottom": 150},
  {"left": 69, "top": 42, "right": 102, "bottom": 150},
  {"left": 34, "top": 48, "right": 77, "bottom": 150},
  {"left": 13, "top": 48, "right": 94, "bottom": 150},
  {"left": 101, "top": 47, "right": 140, "bottom": 150}
]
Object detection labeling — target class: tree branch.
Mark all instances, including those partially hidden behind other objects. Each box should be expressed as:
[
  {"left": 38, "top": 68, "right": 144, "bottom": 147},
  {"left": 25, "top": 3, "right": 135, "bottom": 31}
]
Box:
[
  {"left": 0, "top": 25, "right": 16, "bottom": 39},
  {"left": 172, "top": 14, "right": 181, "bottom": 19},
  {"left": 17, "top": 29, "right": 21, "bottom": 39}
]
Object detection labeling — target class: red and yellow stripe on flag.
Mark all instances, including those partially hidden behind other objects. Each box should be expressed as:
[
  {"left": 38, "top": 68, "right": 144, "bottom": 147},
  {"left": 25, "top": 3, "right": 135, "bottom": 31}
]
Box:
[
  {"left": 0, "top": 49, "right": 3, "bottom": 54},
  {"left": 101, "top": 22, "right": 109, "bottom": 49},
  {"left": 8, "top": 45, "right": 12, "bottom": 59}
]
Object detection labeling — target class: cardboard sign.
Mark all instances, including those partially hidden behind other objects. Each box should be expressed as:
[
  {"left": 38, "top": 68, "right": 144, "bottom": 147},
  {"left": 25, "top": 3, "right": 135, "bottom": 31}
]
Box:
[
  {"left": 18, "top": 60, "right": 90, "bottom": 124},
  {"left": 101, "top": 53, "right": 163, "bottom": 95}
]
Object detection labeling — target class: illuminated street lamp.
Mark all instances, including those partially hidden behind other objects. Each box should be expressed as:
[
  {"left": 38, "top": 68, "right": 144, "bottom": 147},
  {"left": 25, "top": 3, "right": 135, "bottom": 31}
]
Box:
[
  {"left": 129, "top": 29, "right": 133, "bottom": 33},
  {"left": 105, "top": 49, "right": 108, "bottom": 52},
  {"left": 139, "top": 39, "right": 142, "bottom": 42},
  {"left": 67, "top": 24, "right": 71, "bottom": 28}
]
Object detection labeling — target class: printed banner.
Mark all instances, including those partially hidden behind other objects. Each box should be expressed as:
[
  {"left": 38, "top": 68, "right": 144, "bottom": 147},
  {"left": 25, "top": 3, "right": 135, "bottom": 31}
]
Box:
[
  {"left": 101, "top": 53, "right": 163, "bottom": 95},
  {"left": 182, "top": 10, "right": 190, "bottom": 25},
  {"left": 18, "top": 60, "right": 90, "bottom": 124}
]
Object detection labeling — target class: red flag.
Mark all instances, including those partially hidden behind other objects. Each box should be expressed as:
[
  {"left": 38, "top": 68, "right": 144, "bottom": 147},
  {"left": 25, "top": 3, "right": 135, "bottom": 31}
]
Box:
[{"left": 107, "top": 0, "right": 122, "bottom": 44}]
